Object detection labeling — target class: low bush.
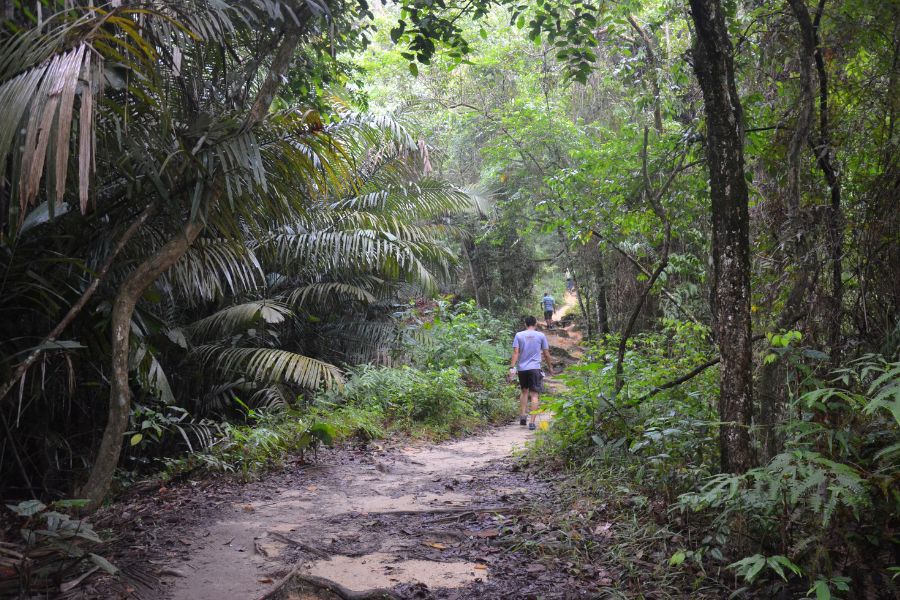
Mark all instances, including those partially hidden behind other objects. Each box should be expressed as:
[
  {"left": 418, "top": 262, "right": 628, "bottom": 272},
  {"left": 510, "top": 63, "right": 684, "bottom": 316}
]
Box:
[
  {"left": 533, "top": 320, "right": 900, "bottom": 599},
  {"left": 145, "top": 301, "right": 518, "bottom": 482},
  {"left": 317, "top": 364, "right": 480, "bottom": 436}
]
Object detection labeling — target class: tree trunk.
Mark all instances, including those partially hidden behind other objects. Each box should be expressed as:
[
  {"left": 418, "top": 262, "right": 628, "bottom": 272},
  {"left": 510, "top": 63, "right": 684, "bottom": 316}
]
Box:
[
  {"left": 80, "top": 221, "right": 203, "bottom": 507},
  {"left": 689, "top": 0, "right": 754, "bottom": 474},
  {"left": 81, "top": 25, "right": 303, "bottom": 509},
  {"left": 614, "top": 225, "right": 670, "bottom": 395},
  {"left": 594, "top": 243, "right": 610, "bottom": 335}
]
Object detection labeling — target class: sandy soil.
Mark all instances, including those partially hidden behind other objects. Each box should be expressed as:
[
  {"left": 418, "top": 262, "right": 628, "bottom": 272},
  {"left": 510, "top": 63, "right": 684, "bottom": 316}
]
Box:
[{"left": 160, "top": 424, "right": 538, "bottom": 600}]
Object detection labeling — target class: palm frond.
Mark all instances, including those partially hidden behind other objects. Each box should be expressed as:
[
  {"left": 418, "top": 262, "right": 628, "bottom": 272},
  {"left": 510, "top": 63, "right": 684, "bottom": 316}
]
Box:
[
  {"left": 162, "top": 238, "right": 264, "bottom": 304},
  {"left": 187, "top": 300, "right": 292, "bottom": 341},
  {"left": 193, "top": 344, "right": 342, "bottom": 390},
  {"left": 286, "top": 282, "right": 377, "bottom": 307}
]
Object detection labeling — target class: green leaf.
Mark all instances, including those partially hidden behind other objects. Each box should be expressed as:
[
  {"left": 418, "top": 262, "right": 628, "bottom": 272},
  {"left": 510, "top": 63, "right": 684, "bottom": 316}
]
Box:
[
  {"left": 669, "top": 550, "right": 686, "bottom": 566},
  {"left": 408, "top": 62, "right": 418, "bottom": 76},
  {"left": 51, "top": 499, "right": 90, "bottom": 509},
  {"left": 810, "top": 579, "right": 831, "bottom": 600},
  {"left": 130, "top": 433, "right": 143, "bottom": 446}
]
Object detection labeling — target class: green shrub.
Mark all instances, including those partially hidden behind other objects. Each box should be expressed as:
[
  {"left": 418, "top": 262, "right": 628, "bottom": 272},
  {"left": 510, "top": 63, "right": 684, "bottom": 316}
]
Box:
[
  {"left": 536, "top": 320, "right": 719, "bottom": 500},
  {"left": 318, "top": 364, "right": 481, "bottom": 436},
  {"left": 196, "top": 409, "right": 336, "bottom": 480},
  {"left": 677, "top": 355, "right": 900, "bottom": 598},
  {"left": 411, "top": 299, "right": 513, "bottom": 392}
]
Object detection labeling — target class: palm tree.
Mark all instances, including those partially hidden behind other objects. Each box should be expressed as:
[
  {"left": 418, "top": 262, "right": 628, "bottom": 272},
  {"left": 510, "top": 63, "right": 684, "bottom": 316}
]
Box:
[{"left": 0, "top": 0, "right": 471, "bottom": 506}]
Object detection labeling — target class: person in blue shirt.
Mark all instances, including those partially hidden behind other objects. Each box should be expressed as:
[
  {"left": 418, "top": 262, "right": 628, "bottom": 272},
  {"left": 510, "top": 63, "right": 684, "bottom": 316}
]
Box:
[
  {"left": 510, "top": 316, "right": 555, "bottom": 430},
  {"left": 541, "top": 292, "right": 555, "bottom": 328}
]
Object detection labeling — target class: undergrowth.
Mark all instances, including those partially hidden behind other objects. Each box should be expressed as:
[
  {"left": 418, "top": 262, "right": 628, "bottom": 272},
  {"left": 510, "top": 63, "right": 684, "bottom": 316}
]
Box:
[
  {"left": 139, "top": 300, "right": 517, "bottom": 484},
  {"left": 529, "top": 323, "right": 900, "bottom": 599}
]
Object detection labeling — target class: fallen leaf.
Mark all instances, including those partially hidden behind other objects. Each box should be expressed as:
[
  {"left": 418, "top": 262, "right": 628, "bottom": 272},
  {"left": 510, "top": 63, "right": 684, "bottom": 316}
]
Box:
[
  {"left": 474, "top": 564, "right": 488, "bottom": 570},
  {"left": 474, "top": 529, "right": 500, "bottom": 538},
  {"left": 526, "top": 564, "right": 547, "bottom": 573},
  {"left": 424, "top": 541, "right": 447, "bottom": 550},
  {"left": 258, "top": 577, "right": 274, "bottom": 584},
  {"left": 242, "top": 504, "right": 255, "bottom": 512},
  {"left": 178, "top": 538, "right": 192, "bottom": 546},
  {"left": 306, "top": 485, "right": 317, "bottom": 492}
]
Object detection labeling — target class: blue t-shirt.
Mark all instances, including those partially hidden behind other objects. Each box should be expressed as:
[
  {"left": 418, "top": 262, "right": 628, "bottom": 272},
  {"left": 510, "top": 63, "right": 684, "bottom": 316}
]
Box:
[
  {"left": 542, "top": 295, "right": 555, "bottom": 311},
  {"left": 513, "top": 329, "right": 549, "bottom": 371}
]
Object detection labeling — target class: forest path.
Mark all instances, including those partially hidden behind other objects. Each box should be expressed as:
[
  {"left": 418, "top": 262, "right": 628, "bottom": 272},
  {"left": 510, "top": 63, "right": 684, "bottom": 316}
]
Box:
[
  {"left": 159, "top": 424, "right": 544, "bottom": 600},
  {"left": 114, "top": 314, "right": 584, "bottom": 600}
]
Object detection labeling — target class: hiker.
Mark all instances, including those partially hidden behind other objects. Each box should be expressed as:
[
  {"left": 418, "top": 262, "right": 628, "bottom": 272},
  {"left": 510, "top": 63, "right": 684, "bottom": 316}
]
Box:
[
  {"left": 510, "top": 316, "right": 555, "bottom": 430},
  {"left": 565, "top": 269, "right": 574, "bottom": 292},
  {"left": 541, "top": 292, "right": 555, "bottom": 328}
]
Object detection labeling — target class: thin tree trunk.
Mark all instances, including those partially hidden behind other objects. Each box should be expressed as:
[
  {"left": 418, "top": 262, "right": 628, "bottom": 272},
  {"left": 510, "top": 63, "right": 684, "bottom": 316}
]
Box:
[
  {"left": 558, "top": 229, "right": 591, "bottom": 339},
  {"left": 594, "top": 242, "right": 610, "bottom": 335},
  {"left": 811, "top": 1, "right": 843, "bottom": 367},
  {"left": 0, "top": 203, "right": 156, "bottom": 411},
  {"left": 757, "top": 0, "right": 821, "bottom": 463},
  {"left": 79, "top": 220, "right": 203, "bottom": 506},
  {"left": 614, "top": 225, "right": 670, "bottom": 395},
  {"left": 82, "top": 25, "right": 303, "bottom": 509},
  {"left": 689, "top": 0, "right": 755, "bottom": 474},
  {"left": 627, "top": 15, "right": 664, "bottom": 134},
  {"left": 791, "top": 0, "right": 843, "bottom": 366},
  {"left": 462, "top": 237, "right": 482, "bottom": 307}
]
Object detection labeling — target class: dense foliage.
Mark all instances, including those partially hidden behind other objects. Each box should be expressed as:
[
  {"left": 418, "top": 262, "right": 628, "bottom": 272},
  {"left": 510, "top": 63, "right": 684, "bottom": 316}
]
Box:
[
  {"left": 353, "top": 0, "right": 899, "bottom": 597},
  {"left": 1, "top": 0, "right": 898, "bottom": 598}
]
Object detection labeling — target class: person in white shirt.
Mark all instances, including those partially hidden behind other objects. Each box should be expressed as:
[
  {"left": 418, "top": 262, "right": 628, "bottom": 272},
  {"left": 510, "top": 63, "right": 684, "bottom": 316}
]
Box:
[{"left": 510, "top": 316, "right": 555, "bottom": 430}]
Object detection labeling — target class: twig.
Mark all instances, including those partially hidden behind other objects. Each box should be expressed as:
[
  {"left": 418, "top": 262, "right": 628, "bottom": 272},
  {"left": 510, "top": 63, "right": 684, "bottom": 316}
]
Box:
[
  {"left": 365, "top": 505, "right": 513, "bottom": 517},
  {"left": 266, "top": 532, "right": 330, "bottom": 558}
]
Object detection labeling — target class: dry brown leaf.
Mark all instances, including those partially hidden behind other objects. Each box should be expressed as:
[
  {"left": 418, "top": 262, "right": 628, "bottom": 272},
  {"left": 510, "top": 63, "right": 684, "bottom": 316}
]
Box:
[
  {"left": 258, "top": 577, "right": 274, "bottom": 584},
  {"left": 424, "top": 541, "right": 447, "bottom": 550},
  {"left": 474, "top": 564, "right": 488, "bottom": 570}
]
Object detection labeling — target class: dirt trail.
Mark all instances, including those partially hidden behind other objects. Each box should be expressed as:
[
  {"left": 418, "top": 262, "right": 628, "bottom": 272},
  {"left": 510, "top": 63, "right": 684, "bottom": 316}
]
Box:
[
  {"left": 160, "top": 424, "right": 543, "bottom": 600},
  {"left": 127, "top": 308, "right": 584, "bottom": 600}
]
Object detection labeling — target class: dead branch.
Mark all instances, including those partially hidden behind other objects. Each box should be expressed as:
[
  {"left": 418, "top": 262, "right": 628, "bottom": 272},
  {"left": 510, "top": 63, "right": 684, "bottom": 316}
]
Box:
[
  {"left": 259, "top": 570, "right": 401, "bottom": 600},
  {"left": 266, "top": 532, "right": 330, "bottom": 558},
  {"left": 365, "top": 505, "right": 513, "bottom": 517}
]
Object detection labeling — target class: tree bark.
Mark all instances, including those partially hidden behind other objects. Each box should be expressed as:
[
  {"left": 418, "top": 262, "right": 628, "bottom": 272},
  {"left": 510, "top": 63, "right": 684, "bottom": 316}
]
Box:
[
  {"left": 627, "top": 15, "right": 664, "bottom": 134},
  {"left": 79, "top": 220, "right": 203, "bottom": 506},
  {"left": 688, "top": 0, "right": 755, "bottom": 474},
  {"left": 594, "top": 242, "right": 610, "bottom": 335},
  {"left": 81, "top": 25, "right": 303, "bottom": 509}
]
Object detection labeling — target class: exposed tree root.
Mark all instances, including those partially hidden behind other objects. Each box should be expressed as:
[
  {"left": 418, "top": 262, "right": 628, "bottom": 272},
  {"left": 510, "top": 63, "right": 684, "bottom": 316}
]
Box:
[
  {"left": 267, "top": 531, "right": 331, "bottom": 558},
  {"left": 259, "top": 570, "right": 401, "bottom": 600}
]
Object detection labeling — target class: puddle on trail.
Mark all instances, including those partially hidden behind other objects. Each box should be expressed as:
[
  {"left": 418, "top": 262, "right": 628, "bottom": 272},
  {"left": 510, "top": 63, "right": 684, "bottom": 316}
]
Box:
[{"left": 306, "top": 552, "right": 485, "bottom": 591}]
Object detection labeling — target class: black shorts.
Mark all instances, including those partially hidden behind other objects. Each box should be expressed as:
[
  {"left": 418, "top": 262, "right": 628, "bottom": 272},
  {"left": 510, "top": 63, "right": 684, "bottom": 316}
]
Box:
[
  {"left": 517, "top": 369, "right": 543, "bottom": 392},
  {"left": 543, "top": 310, "right": 553, "bottom": 320}
]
